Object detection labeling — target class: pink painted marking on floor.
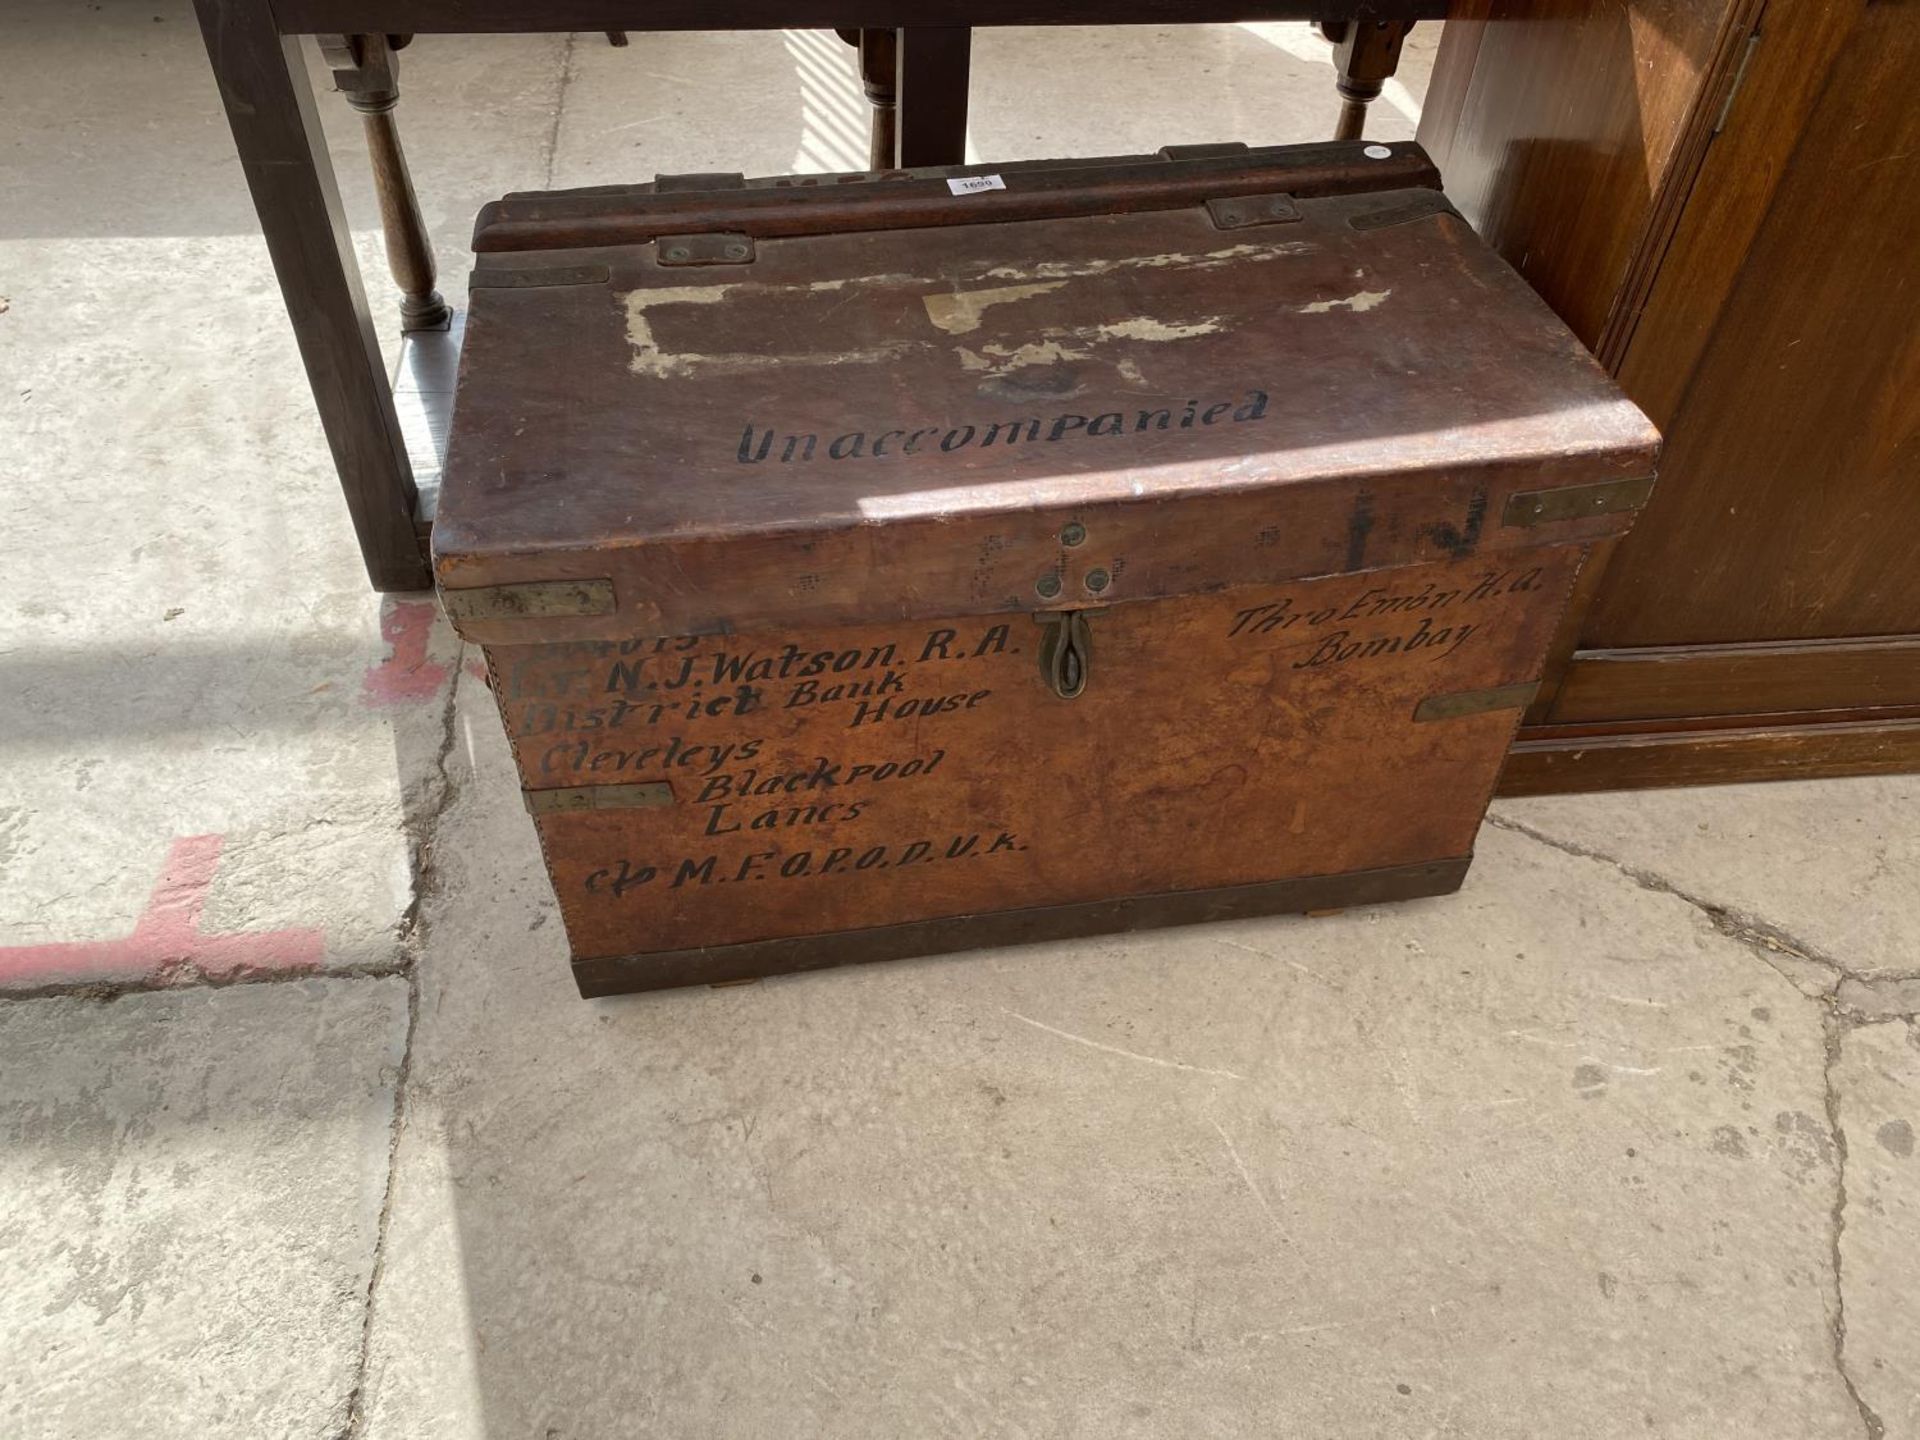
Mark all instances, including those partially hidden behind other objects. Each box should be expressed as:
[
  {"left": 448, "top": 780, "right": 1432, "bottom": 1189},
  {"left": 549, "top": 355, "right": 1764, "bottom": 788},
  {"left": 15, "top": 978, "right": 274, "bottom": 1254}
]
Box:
[
  {"left": 362, "top": 599, "right": 452, "bottom": 706},
  {"left": 0, "top": 835, "right": 326, "bottom": 988}
]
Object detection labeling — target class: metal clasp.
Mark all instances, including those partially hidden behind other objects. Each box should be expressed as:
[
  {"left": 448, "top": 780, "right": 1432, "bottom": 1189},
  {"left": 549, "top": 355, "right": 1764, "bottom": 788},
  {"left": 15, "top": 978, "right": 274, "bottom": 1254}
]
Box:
[{"left": 1036, "top": 611, "right": 1092, "bottom": 699}]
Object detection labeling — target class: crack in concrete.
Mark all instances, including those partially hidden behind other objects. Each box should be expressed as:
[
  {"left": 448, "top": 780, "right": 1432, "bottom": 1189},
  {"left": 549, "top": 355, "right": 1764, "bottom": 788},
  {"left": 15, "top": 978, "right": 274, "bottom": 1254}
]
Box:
[
  {"left": 1485, "top": 813, "right": 1852, "bottom": 994},
  {"left": 1822, "top": 1013, "right": 1888, "bottom": 1440},
  {"left": 1835, "top": 975, "right": 1920, "bottom": 1022},
  {"left": 0, "top": 956, "right": 408, "bottom": 1006},
  {"left": 336, "top": 657, "right": 468, "bottom": 1440},
  {"left": 1484, "top": 813, "right": 1920, "bottom": 1011},
  {"left": 394, "top": 652, "right": 466, "bottom": 957},
  {"left": 335, "top": 963, "right": 421, "bottom": 1440},
  {"left": 1487, "top": 811, "right": 1902, "bottom": 1436},
  {"left": 540, "top": 31, "right": 580, "bottom": 190}
]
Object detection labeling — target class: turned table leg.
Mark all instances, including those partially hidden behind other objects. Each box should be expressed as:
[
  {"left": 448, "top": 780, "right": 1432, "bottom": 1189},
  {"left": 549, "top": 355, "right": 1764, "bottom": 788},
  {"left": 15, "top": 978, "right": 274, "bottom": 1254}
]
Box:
[
  {"left": 854, "top": 28, "right": 899, "bottom": 171},
  {"left": 320, "top": 33, "right": 451, "bottom": 333},
  {"left": 839, "top": 25, "right": 967, "bottom": 171},
  {"left": 1321, "top": 20, "right": 1413, "bottom": 142}
]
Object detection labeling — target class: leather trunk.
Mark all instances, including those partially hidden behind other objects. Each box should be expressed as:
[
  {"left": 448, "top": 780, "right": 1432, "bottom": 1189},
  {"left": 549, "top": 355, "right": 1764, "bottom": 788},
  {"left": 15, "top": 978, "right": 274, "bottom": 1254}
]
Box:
[{"left": 433, "top": 141, "right": 1659, "bottom": 995}]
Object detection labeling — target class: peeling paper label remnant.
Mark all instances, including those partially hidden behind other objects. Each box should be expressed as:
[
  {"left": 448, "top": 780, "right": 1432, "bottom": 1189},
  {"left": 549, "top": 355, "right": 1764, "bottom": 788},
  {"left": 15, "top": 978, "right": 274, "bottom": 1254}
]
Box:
[
  {"left": 979, "top": 241, "right": 1312, "bottom": 284},
  {"left": 1298, "top": 289, "right": 1392, "bottom": 315},
  {"left": 625, "top": 284, "right": 920, "bottom": 378},
  {"left": 922, "top": 282, "right": 1067, "bottom": 335},
  {"left": 1094, "top": 316, "right": 1221, "bottom": 343},
  {"left": 950, "top": 315, "right": 1223, "bottom": 378}
]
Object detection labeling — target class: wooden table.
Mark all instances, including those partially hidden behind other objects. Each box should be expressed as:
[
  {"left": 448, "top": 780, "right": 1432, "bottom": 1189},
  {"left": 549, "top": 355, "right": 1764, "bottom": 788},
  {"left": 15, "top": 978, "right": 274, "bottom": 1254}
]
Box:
[{"left": 192, "top": 2, "right": 1442, "bottom": 591}]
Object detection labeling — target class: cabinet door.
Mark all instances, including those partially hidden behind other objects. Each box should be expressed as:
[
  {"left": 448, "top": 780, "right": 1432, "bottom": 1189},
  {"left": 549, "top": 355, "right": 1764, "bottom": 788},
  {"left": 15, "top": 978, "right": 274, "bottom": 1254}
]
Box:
[{"left": 1579, "top": 1, "right": 1920, "bottom": 652}]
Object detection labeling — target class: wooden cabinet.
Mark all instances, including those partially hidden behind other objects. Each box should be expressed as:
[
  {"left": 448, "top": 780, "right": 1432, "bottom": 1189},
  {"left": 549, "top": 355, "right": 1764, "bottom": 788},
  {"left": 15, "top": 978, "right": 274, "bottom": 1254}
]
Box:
[{"left": 1420, "top": 0, "right": 1920, "bottom": 793}]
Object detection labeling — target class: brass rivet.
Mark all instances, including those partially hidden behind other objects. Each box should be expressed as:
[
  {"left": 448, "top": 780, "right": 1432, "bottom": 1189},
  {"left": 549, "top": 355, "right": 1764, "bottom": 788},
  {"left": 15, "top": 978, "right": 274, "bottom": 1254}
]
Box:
[
  {"left": 1035, "top": 574, "right": 1062, "bottom": 599},
  {"left": 665, "top": 245, "right": 690, "bottom": 261},
  {"left": 725, "top": 243, "right": 749, "bottom": 259},
  {"left": 1060, "top": 522, "right": 1087, "bottom": 548},
  {"left": 1085, "top": 568, "right": 1111, "bottom": 594}
]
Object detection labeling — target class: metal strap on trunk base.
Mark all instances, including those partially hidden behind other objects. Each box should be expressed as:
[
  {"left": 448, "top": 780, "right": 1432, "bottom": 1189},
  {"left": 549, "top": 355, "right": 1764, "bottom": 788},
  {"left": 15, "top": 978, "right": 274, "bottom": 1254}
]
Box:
[
  {"left": 1414, "top": 682, "right": 1540, "bottom": 722},
  {"left": 526, "top": 783, "right": 674, "bottom": 816}
]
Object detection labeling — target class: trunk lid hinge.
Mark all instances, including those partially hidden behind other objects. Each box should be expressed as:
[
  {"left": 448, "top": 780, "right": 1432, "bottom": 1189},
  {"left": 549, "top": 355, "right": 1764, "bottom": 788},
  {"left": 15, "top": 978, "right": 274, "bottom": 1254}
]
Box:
[
  {"left": 656, "top": 232, "right": 756, "bottom": 266},
  {"left": 1205, "top": 193, "right": 1302, "bottom": 230}
]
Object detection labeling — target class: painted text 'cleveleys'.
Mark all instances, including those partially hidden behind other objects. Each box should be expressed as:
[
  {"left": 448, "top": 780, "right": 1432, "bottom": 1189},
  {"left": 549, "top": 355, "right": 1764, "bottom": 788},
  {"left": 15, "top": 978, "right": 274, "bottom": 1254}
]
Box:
[{"left": 736, "top": 390, "right": 1270, "bottom": 465}]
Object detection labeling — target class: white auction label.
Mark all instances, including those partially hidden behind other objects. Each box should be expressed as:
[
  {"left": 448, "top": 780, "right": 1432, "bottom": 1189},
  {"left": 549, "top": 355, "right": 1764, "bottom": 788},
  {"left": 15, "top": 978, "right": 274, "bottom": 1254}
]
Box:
[{"left": 947, "top": 174, "right": 1007, "bottom": 195}]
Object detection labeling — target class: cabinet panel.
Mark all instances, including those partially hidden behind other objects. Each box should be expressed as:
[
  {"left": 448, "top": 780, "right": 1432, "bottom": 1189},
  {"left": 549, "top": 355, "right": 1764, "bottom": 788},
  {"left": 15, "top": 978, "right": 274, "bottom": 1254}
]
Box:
[
  {"left": 1416, "top": 0, "right": 1746, "bottom": 354},
  {"left": 1582, "top": 5, "right": 1920, "bottom": 646}
]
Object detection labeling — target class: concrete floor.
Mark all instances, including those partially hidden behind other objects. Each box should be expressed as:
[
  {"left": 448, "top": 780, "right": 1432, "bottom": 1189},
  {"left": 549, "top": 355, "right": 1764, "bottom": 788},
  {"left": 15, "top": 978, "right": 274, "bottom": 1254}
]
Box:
[{"left": 2, "top": 7, "right": 1916, "bottom": 1437}]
